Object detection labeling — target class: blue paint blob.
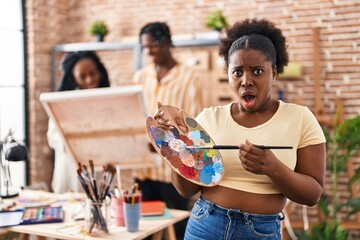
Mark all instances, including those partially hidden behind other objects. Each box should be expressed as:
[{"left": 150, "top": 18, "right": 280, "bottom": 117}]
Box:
[
  {"left": 201, "top": 165, "right": 215, "bottom": 176},
  {"left": 149, "top": 126, "right": 165, "bottom": 140},
  {"left": 213, "top": 161, "right": 224, "bottom": 174},
  {"left": 187, "top": 148, "right": 196, "bottom": 154},
  {"left": 212, "top": 172, "right": 222, "bottom": 183},
  {"left": 155, "top": 139, "right": 166, "bottom": 148},
  {"left": 189, "top": 130, "right": 201, "bottom": 140},
  {"left": 200, "top": 173, "right": 213, "bottom": 184}
]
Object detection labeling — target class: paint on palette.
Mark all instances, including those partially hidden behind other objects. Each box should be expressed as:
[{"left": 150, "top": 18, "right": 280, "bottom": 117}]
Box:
[{"left": 147, "top": 116, "right": 224, "bottom": 186}]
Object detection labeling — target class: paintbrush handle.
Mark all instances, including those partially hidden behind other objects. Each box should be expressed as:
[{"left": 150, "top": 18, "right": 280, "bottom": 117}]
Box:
[
  {"left": 255, "top": 145, "right": 293, "bottom": 149},
  {"left": 213, "top": 145, "right": 239, "bottom": 149},
  {"left": 210, "top": 145, "right": 293, "bottom": 149}
]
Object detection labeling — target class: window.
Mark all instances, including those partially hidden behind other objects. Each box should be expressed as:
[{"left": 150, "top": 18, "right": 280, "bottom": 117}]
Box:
[{"left": 0, "top": 0, "right": 26, "bottom": 189}]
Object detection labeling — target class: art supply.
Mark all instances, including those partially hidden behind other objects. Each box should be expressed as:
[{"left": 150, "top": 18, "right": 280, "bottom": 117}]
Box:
[
  {"left": 21, "top": 206, "right": 64, "bottom": 225},
  {"left": 0, "top": 210, "right": 24, "bottom": 227},
  {"left": 111, "top": 197, "right": 124, "bottom": 227},
  {"left": 110, "top": 187, "right": 125, "bottom": 227},
  {"left": 122, "top": 184, "right": 141, "bottom": 204},
  {"left": 123, "top": 202, "right": 141, "bottom": 232},
  {"left": 76, "top": 160, "right": 116, "bottom": 234},
  {"left": 122, "top": 184, "right": 142, "bottom": 232},
  {"left": 116, "top": 166, "right": 122, "bottom": 192},
  {"left": 84, "top": 199, "right": 110, "bottom": 234},
  {"left": 141, "top": 201, "right": 165, "bottom": 216},
  {"left": 186, "top": 145, "right": 293, "bottom": 150},
  {"left": 146, "top": 105, "right": 225, "bottom": 187}
]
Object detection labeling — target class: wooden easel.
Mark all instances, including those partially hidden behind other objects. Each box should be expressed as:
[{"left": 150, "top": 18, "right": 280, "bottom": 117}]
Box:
[{"left": 312, "top": 27, "right": 334, "bottom": 126}]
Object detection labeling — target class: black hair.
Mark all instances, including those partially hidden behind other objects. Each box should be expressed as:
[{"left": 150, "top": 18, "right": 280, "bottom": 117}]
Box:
[
  {"left": 139, "top": 22, "right": 172, "bottom": 45},
  {"left": 219, "top": 18, "right": 289, "bottom": 73},
  {"left": 57, "top": 51, "right": 110, "bottom": 91}
]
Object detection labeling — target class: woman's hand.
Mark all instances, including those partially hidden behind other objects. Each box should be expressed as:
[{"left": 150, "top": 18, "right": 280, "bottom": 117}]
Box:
[
  {"left": 238, "top": 139, "right": 278, "bottom": 175},
  {"left": 154, "top": 102, "right": 188, "bottom": 133}
]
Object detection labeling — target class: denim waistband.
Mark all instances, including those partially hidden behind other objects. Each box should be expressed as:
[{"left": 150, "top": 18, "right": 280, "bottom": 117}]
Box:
[{"left": 198, "top": 196, "right": 284, "bottom": 221}]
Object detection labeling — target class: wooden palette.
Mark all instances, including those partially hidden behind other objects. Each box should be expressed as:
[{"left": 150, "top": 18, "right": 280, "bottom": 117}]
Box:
[{"left": 146, "top": 105, "right": 224, "bottom": 187}]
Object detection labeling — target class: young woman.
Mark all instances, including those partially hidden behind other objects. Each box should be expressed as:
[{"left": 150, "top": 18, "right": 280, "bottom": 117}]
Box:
[
  {"left": 48, "top": 51, "right": 110, "bottom": 193},
  {"left": 154, "top": 19, "right": 326, "bottom": 239}
]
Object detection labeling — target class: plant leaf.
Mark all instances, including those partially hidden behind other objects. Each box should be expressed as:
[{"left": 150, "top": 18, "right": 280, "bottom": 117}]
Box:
[
  {"left": 338, "top": 197, "right": 360, "bottom": 218},
  {"left": 348, "top": 167, "right": 360, "bottom": 191}
]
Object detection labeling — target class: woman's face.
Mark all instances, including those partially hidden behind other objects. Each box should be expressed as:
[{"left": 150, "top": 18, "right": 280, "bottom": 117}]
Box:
[
  {"left": 72, "top": 58, "right": 101, "bottom": 89},
  {"left": 228, "top": 48, "right": 276, "bottom": 112},
  {"left": 140, "top": 33, "right": 167, "bottom": 65}
]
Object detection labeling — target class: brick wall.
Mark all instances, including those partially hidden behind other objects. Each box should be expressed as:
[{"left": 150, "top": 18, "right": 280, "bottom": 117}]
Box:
[
  {"left": 26, "top": 0, "right": 360, "bottom": 236},
  {"left": 26, "top": 0, "right": 71, "bottom": 188}
]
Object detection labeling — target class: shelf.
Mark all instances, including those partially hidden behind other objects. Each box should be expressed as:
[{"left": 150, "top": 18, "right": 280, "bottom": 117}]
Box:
[
  {"left": 50, "top": 38, "right": 219, "bottom": 91},
  {"left": 52, "top": 38, "right": 219, "bottom": 52},
  {"left": 53, "top": 42, "right": 137, "bottom": 52}
]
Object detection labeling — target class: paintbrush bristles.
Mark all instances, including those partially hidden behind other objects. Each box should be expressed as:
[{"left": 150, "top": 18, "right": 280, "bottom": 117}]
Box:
[
  {"left": 89, "top": 160, "right": 95, "bottom": 178},
  {"left": 76, "top": 161, "right": 116, "bottom": 202}
]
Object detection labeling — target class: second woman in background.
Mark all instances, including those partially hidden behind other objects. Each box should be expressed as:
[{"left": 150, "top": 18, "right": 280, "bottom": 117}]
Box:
[{"left": 47, "top": 51, "right": 110, "bottom": 193}]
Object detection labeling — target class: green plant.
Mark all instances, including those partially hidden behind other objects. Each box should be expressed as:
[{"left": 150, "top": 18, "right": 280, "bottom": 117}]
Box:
[
  {"left": 88, "top": 20, "right": 109, "bottom": 37},
  {"left": 205, "top": 10, "right": 228, "bottom": 31},
  {"left": 304, "top": 115, "right": 360, "bottom": 239}
]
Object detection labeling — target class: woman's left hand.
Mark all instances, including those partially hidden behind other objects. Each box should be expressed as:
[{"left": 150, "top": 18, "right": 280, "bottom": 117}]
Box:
[
  {"left": 238, "top": 139, "right": 278, "bottom": 175},
  {"left": 154, "top": 102, "right": 188, "bottom": 133}
]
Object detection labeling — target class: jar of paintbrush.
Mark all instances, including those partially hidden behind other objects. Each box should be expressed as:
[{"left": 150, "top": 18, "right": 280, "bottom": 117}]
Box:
[
  {"left": 77, "top": 160, "right": 116, "bottom": 234},
  {"left": 84, "top": 198, "right": 110, "bottom": 234}
]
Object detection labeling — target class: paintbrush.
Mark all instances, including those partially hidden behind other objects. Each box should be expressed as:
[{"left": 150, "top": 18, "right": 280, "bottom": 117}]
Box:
[
  {"left": 100, "top": 164, "right": 116, "bottom": 200},
  {"left": 186, "top": 145, "right": 293, "bottom": 150},
  {"left": 89, "top": 159, "right": 98, "bottom": 201}
]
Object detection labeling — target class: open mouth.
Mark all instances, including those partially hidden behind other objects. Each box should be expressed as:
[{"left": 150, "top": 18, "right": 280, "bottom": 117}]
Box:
[
  {"left": 241, "top": 92, "right": 256, "bottom": 107},
  {"left": 242, "top": 92, "right": 255, "bottom": 102}
]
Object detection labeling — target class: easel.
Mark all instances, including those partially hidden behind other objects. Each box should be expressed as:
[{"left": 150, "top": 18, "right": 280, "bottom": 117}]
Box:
[
  {"left": 311, "top": 27, "right": 344, "bottom": 127},
  {"left": 40, "top": 86, "right": 157, "bottom": 188}
]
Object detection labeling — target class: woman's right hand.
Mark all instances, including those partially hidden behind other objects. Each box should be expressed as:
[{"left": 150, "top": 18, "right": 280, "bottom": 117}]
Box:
[{"left": 154, "top": 102, "right": 188, "bottom": 133}]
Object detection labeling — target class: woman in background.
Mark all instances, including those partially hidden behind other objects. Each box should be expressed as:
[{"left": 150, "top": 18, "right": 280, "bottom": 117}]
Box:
[{"left": 47, "top": 51, "right": 110, "bottom": 193}]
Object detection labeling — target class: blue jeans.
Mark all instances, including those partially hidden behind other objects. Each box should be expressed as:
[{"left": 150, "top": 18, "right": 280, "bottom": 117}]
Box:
[{"left": 185, "top": 197, "right": 284, "bottom": 240}]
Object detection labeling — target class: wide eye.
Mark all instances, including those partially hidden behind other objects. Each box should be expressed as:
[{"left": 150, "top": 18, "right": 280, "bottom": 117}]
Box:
[
  {"left": 253, "top": 68, "right": 263, "bottom": 75},
  {"left": 232, "top": 69, "right": 242, "bottom": 78}
]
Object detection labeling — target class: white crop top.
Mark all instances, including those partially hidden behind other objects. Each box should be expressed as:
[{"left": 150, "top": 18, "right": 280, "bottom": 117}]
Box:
[{"left": 195, "top": 101, "right": 326, "bottom": 194}]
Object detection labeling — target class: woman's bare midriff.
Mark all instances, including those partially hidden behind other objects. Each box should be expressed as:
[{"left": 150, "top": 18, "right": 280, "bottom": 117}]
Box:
[{"left": 201, "top": 185, "right": 287, "bottom": 214}]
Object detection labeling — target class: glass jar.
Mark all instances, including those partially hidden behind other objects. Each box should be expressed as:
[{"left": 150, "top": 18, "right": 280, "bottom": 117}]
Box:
[{"left": 84, "top": 198, "right": 110, "bottom": 234}]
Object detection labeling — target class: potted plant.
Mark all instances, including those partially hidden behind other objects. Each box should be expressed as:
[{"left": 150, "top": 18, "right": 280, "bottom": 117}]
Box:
[
  {"left": 205, "top": 10, "right": 229, "bottom": 31},
  {"left": 88, "top": 20, "right": 109, "bottom": 42}
]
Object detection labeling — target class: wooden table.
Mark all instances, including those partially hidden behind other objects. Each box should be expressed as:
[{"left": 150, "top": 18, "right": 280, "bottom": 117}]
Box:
[
  {"left": 3, "top": 190, "right": 190, "bottom": 240},
  {"left": 7, "top": 209, "right": 189, "bottom": 240}
]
